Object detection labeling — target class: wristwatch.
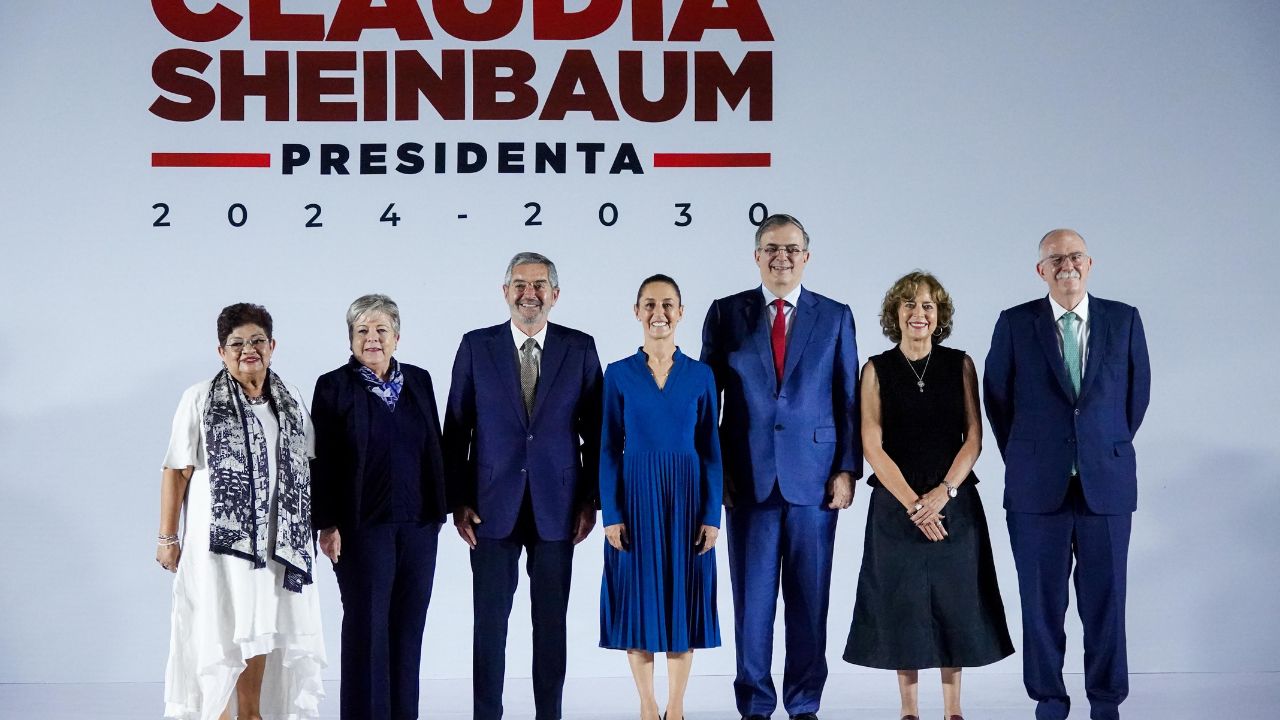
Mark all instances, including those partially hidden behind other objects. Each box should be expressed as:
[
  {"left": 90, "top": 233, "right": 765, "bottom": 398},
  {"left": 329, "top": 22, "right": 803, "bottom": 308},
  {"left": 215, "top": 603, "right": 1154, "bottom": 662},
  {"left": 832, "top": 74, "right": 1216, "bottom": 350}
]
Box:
[{"left": 943, "top": 481, "right": 958, "bottom": 498}]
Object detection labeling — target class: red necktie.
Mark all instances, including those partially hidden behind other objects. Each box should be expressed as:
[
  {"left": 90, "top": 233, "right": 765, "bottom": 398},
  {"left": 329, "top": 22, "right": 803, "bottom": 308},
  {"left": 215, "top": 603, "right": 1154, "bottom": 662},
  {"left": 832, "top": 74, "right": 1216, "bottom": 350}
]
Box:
[{"left": 771, "top": 298, "right": 787, "bottom": 385}]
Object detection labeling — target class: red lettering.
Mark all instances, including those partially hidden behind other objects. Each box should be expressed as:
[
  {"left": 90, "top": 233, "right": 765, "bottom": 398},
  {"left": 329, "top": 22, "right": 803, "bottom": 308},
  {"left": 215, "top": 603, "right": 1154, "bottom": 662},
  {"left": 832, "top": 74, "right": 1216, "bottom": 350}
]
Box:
[
  {"left": 694, "top": 51, "right": 772, "bottom": 121},
  {"left": 533, "top": 0, "right": 621, "bottom": 41},
  {"left": 473, "top": 50, "right": 538, "bottom": 120},
  {"left": 540, "top": 50, "right": 619, "bottom": 121},
  {"left": 670, "top": 0, "right": 773, "bottom": 42},
  {"left": 618, "top": 51, "right": 686, "bottom": 122},
  {"left": 433, "top": 0, "right": 521, "bottom": 41},
  {"left": 248, "top": 0, "right": 325, "bottom": 41},
  {"left": 630, "top": 0, "right": 664, "bottom": 41},
  {"left": 150, "top": 49, "right": 215, "bottom": 121},
  {"left": 394, "top": 50, "right": 466, "bottom": 121},
  {"left": 219, "top": 50, "right": 291, "bottom": 121},
  {"left": 363, "top": 51, "right": 388, "bottom": 121},
  {"left": 297, "top": 52, "right": 358, "bottom": 121},
  {"left": 328, "top": 0, "right": 432, "bottom": 41},
  {"left": 151, "top": 0, "right": 241, "bottom": 42}
]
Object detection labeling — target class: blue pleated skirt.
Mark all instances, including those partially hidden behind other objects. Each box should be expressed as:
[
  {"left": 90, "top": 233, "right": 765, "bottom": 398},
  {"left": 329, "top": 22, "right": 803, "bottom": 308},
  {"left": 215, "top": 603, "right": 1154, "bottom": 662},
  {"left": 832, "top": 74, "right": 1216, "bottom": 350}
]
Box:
[{"left": 599, "top": 451, "right": 720, "bottom": 652}]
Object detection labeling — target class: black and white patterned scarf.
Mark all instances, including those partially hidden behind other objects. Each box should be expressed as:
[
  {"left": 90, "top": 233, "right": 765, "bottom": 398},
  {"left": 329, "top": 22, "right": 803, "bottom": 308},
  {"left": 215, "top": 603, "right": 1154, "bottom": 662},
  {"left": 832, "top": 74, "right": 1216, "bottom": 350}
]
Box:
[
  {"left": 204, "top": 368, "right": 313, "bottom": 593},
  {"left": 353, "top": 355, "right": 403, "bottom": 411}
]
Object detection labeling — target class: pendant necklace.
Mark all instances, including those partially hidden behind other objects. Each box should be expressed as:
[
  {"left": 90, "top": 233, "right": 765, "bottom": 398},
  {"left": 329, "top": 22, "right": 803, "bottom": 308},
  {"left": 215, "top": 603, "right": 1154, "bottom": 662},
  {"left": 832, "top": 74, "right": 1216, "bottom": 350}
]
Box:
[{"left": 902, "top": 348, "right": 931, "bottom": 392}]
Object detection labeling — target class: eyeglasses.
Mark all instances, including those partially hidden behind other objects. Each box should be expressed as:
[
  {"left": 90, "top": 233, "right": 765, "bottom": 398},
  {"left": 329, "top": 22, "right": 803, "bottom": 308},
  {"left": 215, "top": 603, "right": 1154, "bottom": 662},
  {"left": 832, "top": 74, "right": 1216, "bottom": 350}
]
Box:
[
  {"left": 759, "top": 244, "right": 807, "bottom": 258},
  {"left": 224, "top": 337, "right": 270, "bottom": 353},
  {"left": 509, "top": 280, "right": 552, "bottom": 292},
  {"left": 1039, "top": 252, "right": 1089, "bottom": 269}
]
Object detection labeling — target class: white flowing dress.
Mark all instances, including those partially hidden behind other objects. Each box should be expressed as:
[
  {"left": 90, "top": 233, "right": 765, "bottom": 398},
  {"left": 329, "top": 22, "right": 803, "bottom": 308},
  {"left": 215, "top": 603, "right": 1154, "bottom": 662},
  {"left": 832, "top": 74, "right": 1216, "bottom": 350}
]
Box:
[{"left": 163, "top": 380, "right": 326, "bottom": 720}]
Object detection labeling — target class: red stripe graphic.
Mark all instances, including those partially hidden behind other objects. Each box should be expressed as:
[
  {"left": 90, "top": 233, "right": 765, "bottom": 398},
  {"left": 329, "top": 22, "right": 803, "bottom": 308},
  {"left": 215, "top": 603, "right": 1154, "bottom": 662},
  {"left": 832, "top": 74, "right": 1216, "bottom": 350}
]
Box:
[
  {"left": 652, "top": 152, "right": 771, "bottom": 168},
  {"left": 151, "top": 152, "right": 271, "bottom": 168}
]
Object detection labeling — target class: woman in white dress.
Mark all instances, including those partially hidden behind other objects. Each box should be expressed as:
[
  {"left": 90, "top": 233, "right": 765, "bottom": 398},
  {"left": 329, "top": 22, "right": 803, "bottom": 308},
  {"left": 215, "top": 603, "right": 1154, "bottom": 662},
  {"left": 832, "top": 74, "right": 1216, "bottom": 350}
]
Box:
[{"left": 156, "top": 303, "right": 326, "bottom": 720}]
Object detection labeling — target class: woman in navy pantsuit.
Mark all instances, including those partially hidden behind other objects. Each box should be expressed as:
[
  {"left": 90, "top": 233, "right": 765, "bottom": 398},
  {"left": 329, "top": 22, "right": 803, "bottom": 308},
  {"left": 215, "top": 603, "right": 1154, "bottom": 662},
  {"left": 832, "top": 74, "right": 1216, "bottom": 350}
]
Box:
[
  {"left": 311, "top": 294, "right": 448, "bottom": 720},
  {"left": 600, "top": 274, "right": 723, "bottom": 720}
]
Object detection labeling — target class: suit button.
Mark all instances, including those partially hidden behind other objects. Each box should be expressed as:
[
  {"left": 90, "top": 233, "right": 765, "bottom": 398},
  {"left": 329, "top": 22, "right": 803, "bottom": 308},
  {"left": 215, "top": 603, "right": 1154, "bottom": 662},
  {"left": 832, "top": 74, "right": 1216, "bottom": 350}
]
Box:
[
  {"left": 520, "top": 468, "right": 527, "bottom": 473},
  {"left": 1068, "top": 438, "right": 1076, "bottom": 444},
  {"left": 775, "top": 424, "right": 784, "bottom": 431},
  {"left": 1074, "top": 409, "right": 1080, "bottom": 416},
  {"left": 527, "top": 434, "right": 534, "bottom": 440}
]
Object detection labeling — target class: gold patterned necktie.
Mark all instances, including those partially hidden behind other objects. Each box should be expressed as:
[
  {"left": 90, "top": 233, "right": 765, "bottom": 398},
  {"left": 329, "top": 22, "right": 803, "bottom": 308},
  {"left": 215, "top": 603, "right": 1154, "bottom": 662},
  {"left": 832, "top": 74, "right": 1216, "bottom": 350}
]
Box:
[{"left": 520, "top": 337, "right": 539, "bottom": 418}]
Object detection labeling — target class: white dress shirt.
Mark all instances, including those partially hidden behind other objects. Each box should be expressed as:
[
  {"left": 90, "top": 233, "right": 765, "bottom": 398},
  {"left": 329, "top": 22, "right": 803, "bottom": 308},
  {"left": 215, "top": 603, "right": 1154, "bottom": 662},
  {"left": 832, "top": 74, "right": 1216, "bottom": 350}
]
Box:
[
  {"left": 762, "top": 284, "right": 803, "bottom": 339},
  {"left": 1048, "top": 293, "right": 1090, "bottom": 371},
  {"left": 510, "top": 321, "right": 548, "bottom": 374}
]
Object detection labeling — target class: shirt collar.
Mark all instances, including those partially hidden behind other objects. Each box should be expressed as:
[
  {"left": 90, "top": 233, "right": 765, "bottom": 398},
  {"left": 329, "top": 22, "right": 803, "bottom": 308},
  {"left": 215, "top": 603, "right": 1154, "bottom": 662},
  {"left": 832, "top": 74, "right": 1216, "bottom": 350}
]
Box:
[
  {"left": 761, "top": 284, "right": 803, "bottom": 308},
  {"left": 1048, "top": 293, "right": 1089, "bottom": 325},
  {"left": 510, "top": 321, "right": 548, "bottom": 351}
]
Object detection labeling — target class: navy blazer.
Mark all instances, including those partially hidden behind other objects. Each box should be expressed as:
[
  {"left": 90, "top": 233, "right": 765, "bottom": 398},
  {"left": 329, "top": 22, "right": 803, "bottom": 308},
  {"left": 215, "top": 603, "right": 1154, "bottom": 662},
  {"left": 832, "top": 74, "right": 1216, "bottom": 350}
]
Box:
[
  {"left": 310, "top": 361, "right": 448, "bottom": 531},
  {"left": 700, "top": 286, "right": 861, "bottom": 506},
  {"left": 443, "top": 322, "right": 603, "bottom": 541},
  {"left": 984, "top": 295, "right": 1151, "bottom": 515}
]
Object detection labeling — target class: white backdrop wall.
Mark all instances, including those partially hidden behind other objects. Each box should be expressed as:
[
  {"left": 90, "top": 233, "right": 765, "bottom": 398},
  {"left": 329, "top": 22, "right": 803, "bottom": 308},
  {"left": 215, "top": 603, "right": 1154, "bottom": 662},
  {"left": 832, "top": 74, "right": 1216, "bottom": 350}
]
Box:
[{"left": 1, "top": 1, "right": 1277, "bottom": 685}]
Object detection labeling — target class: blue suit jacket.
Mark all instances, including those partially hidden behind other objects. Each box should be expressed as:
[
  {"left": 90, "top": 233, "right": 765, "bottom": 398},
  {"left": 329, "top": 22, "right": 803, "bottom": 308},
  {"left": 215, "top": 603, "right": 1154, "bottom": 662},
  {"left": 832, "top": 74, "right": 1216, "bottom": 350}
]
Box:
[
  {"left": 444, "top": 322, "right": 603, "bottom": 541},
  {"left": 310, "top": 361, "right": 448, "bottom": 531},
  {"left": 700, "top": 287, "right": 861, "bottom": 506},
  {"left": 983, "top": 295, "right": 1151, "bottom": 515}
]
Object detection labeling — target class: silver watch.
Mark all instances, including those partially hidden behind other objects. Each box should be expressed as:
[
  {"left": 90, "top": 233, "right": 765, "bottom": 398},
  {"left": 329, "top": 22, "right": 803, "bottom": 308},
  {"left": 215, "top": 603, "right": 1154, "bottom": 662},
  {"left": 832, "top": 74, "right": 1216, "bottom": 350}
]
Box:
[{"left": 943, "top": 481, "right": 958, "bottom": 498}]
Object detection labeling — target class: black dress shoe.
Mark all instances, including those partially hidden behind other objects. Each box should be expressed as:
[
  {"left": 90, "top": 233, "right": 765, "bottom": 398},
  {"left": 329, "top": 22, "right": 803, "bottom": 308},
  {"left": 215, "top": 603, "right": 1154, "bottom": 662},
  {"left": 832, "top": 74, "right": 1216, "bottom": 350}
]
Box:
[
  {"left": 742, "top": 715, "right": 770, "bottom": 720},
  {"left": 790, "top": 714, "right": 819, "bottom": 720}
]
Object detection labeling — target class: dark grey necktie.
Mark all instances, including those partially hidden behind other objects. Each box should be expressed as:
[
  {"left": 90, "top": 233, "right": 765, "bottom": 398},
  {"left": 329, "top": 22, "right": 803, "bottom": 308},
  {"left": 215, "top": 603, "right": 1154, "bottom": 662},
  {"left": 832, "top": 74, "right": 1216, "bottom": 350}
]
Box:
[{"left": 519, "top": 337, "right": 539, "bottom": 418}]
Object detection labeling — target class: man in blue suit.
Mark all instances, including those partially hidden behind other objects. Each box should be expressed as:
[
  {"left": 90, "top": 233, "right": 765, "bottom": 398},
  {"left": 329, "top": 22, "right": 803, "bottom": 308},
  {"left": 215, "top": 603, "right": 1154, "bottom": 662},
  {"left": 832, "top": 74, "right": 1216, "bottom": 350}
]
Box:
[
  {"left": 984, "top": 229, "right": 1151, "bottom": 720},
  {"left": 444, "top": 252, "right": 603, "bottom": 720},
  {"left": 701, "top": 214, "right": 861, "bottom": 720}
]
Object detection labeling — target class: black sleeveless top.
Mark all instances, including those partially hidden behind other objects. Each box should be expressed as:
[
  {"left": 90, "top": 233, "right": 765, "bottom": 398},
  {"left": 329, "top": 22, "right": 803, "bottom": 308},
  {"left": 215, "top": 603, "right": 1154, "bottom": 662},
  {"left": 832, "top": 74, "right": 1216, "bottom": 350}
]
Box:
[{"left": 867, "top": 344, "right": 978, "bottom": 494}]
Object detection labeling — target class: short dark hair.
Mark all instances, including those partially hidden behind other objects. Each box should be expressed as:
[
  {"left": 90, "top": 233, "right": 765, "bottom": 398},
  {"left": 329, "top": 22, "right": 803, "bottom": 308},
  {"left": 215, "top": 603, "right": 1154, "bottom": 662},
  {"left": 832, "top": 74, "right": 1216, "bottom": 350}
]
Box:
[
  {"left": 216, "top": 303, "right": 273, "bottom": 346},
  {"left": 878, "top": 271, "right": 955, "bottom": 343},
  {"left": 754, "top": 213, "right": 810, "bottom": 249},
  {"left": 636, "top": 273, "right": 682, "bottom": 306}
]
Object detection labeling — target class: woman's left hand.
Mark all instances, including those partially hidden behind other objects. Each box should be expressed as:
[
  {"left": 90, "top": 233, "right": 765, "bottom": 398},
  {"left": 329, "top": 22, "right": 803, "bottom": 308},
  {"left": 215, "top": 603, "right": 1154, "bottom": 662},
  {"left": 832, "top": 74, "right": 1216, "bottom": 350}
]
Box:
[
  {"left": 909, "top": 484, "right": 951, "bottom": 526},
  {"left": 696, "top": 525, "right": 719, "bottom": 555},
  {"left": 156, "top": 542, "right": 181, "bottom": 573}
]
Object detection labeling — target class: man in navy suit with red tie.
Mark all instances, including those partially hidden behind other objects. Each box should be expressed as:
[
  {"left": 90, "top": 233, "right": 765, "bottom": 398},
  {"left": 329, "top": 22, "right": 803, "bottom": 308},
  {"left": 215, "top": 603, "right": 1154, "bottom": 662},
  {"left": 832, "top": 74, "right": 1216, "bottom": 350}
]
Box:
[
  {"left": 445, "top": 252, "right": 603, "bottom": 720},
  {"left": 984, "top": 229, "right": 1151, "bottom": 720},
  {"left": 701, "top": 214, "right": 861, "bottom": 720}
]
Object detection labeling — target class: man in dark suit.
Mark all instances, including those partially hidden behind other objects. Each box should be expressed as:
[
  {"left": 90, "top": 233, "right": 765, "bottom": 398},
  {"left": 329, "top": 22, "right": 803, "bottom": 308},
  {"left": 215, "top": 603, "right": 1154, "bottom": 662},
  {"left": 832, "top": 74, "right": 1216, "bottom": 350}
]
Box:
[
  {"left": 984, "top": 229, "right": 1151, "bottom": 720},
  {"left": 444, "top": 252, "right": 603, "bottom": 720},
  {"left": 701, "top": 214, "right": 861, "bottom": 720}
]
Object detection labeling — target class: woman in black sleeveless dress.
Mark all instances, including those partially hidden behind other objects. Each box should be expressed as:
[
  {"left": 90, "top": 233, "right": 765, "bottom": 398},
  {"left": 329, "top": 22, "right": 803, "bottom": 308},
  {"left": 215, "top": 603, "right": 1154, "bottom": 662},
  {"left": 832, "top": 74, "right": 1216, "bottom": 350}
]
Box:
[{"left": 844, "top": 272, "right": 1012, "bottom": 720}]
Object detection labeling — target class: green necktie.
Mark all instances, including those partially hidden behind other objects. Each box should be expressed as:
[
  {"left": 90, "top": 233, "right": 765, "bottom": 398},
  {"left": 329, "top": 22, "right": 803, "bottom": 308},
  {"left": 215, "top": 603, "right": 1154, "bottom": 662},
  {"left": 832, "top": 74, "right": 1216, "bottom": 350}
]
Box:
[{"left": 1060, "top": 311, "right": 1082, "bottom": 396}]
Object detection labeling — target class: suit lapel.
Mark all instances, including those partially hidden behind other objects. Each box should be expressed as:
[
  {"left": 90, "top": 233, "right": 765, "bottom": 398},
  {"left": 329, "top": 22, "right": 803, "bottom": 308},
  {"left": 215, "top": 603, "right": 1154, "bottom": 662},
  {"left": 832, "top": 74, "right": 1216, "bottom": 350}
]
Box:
[
  {"left": 530, "top": 324, "right": 569, "bottom": 427},
  {"left": 780, "top": 289, "right": 818, "bottom": 388},
  {"left": 350, "top": 370, "right": 371, "bottom": 458},
  {"left": 1034, "top": 298, "right": 1077, "bottom": 401},
  {"left": 742, "top": 291, "right": 776, "bottom": 385},
  {"left": 487, "top": 325, "right": 529, "bottom": 426},
  {"left": 1079, "top": 295, "right": 1107, "bottom": 400}
]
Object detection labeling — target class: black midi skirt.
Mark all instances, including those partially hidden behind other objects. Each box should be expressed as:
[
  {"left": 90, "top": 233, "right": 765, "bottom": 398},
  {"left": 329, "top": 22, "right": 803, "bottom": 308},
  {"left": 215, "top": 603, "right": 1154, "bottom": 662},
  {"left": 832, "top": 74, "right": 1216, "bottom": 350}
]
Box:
[{"left": 844, "top": 484, "right": 1014, "bottom": 670}]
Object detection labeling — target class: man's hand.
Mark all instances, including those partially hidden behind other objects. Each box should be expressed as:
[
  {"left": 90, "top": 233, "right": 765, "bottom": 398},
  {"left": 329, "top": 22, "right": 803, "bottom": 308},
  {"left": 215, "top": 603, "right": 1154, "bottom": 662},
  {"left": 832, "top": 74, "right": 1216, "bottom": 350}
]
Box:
[
  {"left": 318, "top": 527, "right": 342, "bottom": 563},
  {"left": 573, "top": 505, "right": 597, "bottom": 544},
  {"left": 826, "top": 471, "right": 855, "bottom": 510},
  {"left": 453, "top": 506, "right": 483, "bottom": 549}
]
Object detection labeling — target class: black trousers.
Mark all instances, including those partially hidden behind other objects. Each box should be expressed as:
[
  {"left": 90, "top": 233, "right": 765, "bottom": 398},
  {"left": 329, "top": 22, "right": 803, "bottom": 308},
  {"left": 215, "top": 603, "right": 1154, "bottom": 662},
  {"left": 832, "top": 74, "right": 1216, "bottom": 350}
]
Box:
[
  {"left": 471, "top": 494, "right": 574, "bottom": 720},
  {"left": 334, "top": 521, "right": 441, "bottom": 720}
]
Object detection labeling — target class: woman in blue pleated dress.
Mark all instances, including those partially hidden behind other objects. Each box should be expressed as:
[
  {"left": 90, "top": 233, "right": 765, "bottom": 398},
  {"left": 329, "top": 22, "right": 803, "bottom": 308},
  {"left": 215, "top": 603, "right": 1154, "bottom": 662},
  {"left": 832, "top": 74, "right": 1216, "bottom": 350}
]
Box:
[{"left": 600, "top": 274, "right": 723, "bottom": 720}]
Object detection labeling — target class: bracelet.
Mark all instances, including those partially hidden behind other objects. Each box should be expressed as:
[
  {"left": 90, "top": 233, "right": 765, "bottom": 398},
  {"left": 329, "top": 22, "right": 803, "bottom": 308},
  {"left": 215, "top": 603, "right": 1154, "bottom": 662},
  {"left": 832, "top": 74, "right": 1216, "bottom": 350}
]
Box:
[{"left": 158, "top": 533, "right": 179, "bottom": 547}]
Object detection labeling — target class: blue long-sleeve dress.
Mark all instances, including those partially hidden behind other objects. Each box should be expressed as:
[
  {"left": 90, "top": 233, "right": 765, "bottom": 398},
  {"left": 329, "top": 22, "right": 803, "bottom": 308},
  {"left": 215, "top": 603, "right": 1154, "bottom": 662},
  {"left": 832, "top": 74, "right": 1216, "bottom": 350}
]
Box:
[{"left": 599, "top": 348, "right": 722, "bottom": 652}]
